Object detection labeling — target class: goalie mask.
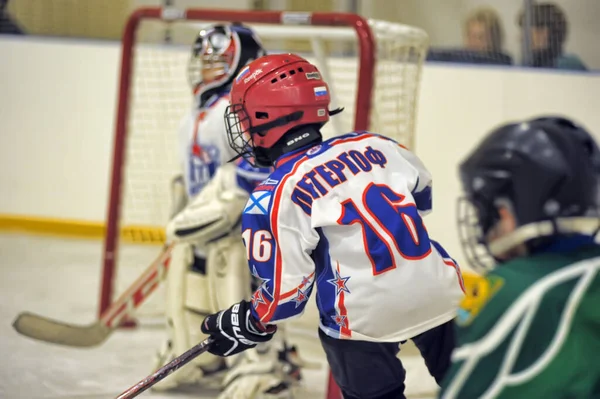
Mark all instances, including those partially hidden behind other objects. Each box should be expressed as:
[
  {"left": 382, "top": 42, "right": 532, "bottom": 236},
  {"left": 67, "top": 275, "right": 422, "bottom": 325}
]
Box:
[
  {"left": 224, "top": 53, "right": 338, "bottom": 167},
  {"left": 188, "top": 23, "right": 266, "bottom": 108},
  {"left": 457, "top": 116, "right": 600, "bottom": 273}
]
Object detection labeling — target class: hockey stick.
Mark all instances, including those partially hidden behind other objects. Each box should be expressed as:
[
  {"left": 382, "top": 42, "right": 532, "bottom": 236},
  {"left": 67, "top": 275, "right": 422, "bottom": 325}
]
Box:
[
  {"left": 12, "top": 243, "right": 174, "bottom": 348},
  {"left": 116, "top": 337, "right": 214, "bottom": 399}
]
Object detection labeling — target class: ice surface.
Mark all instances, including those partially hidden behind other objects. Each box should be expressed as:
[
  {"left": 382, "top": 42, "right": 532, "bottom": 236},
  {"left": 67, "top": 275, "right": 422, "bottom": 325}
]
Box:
[{"left": 0, "top": 233, "right": 438, "bottom": 398}]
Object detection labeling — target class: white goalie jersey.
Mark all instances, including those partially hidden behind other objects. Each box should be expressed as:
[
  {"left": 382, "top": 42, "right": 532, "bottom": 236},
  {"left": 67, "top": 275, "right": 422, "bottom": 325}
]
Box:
[
  {"left": 177, "top": 92, "right": 271, "bottom": 201},
  {"left": 167, "top": 92, "right": 272, "bottom": 247}
]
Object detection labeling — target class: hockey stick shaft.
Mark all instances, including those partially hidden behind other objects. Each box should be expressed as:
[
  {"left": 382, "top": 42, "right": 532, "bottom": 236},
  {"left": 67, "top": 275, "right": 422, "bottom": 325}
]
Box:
[
  {"left": 116, "top": 337, "right": 214, "bottom": 399},
  {"left": 12, "top": 244, "right": 174, "bottom": 347},
  {"left": 100, "top": 243, "right": 174, "bottom": 328}
]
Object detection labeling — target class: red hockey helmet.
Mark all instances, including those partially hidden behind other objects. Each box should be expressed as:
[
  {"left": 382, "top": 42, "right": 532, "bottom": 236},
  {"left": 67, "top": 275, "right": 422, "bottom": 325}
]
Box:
[{"left": 224, "top": 53, "right": 332, "bottom": 167}]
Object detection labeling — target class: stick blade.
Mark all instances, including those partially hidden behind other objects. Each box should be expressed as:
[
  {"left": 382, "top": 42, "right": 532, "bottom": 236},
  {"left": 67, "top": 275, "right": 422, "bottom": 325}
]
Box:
[{"left": 12, "top": 312, "right": 111, "bottom": 348}]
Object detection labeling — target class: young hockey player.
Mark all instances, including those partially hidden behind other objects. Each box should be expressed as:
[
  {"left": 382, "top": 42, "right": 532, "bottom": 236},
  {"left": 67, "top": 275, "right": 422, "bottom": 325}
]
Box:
[
  {"left": 199, "top": 53, "right": 466, "bottom": 399},
  {"left": 154, "top": 24, "right": 301, "bottom": 398},
  {"left": 440, "top": 116, "right": 600, "bottom": 398}
]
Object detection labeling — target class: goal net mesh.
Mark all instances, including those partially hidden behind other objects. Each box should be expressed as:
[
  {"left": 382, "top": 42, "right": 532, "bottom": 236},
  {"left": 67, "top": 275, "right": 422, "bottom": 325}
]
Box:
[{"left": 101, "top": 9, "right": 429, "bottom": 330}]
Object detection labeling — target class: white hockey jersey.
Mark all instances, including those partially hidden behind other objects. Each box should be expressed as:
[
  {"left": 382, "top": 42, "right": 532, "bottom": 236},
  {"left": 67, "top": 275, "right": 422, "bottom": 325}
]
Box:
[
  {"left": 242, "top": 132, "right": 465, "bottom": 342},
  {"left": 178, "top": 92, "right": 271, "bottom": 199}
]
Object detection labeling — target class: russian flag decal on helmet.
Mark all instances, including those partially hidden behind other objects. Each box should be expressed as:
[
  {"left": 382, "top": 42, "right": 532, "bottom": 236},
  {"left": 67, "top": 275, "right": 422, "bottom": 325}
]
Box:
[
  {"left": 314, "top": 86, "right": 328, "bottom": 97},
  {"left": 236, "top": 65, "right": 251, "bottom": 82}
]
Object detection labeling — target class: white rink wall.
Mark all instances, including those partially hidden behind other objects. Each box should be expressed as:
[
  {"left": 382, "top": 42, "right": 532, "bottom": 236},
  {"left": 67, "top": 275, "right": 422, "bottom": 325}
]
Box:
[
  {"left": 1, "top": 37, "right": 119, "bottom": 222},
  {"left": 1, "top": 36, "right": 600, "bottom": 269}
]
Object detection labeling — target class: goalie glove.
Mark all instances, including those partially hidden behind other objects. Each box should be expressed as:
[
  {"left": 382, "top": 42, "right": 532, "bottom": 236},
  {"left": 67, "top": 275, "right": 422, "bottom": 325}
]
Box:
[
  {"left": 201, "top": 300, "right": 277, "bottom": 357},
  {"left": 167, "top": 163, "right": 249, "bottom": 246}
]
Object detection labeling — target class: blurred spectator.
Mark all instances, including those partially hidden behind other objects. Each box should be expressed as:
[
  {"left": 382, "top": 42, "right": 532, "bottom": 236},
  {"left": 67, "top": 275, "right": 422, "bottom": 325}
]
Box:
[
  {"left": 426, "top": 7, "right": 512, "bottom": 66},
  {"left": 0, "top": 0, "right": 24, "bottom": 35},
  {"left": 464, "top": 7, "right": 504, "bottom": 53},
  {"left": 518, "top": 2, "right": 586, "bottom": 71}
]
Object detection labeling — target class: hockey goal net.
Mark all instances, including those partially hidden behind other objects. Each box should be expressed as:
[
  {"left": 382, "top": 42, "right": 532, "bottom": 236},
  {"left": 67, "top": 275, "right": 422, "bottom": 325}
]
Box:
[{"left": 100, "top": 7, "right": 428, "bottom": 396}]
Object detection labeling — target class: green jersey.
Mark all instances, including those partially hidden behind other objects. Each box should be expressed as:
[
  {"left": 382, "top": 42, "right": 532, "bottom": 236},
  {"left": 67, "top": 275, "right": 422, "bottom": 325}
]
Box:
[{"left": 440, "top": 244, "right": 600, "bottom": 399}]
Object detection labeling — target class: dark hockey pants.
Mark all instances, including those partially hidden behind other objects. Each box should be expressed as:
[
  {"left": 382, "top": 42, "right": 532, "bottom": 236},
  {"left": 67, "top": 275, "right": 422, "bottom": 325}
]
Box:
[{"left": 319, "top": 320, "right": 455, "bottom": 399}]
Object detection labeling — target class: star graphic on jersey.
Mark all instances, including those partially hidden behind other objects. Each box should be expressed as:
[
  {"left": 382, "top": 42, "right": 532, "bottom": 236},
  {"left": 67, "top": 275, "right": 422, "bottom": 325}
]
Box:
[
  {"left": 326, "top": 270, "right": 351, "bottom": 296},
  {"left": 252, "top": 290, "right": 267, "bottom": 308},
  {"left": 300, "top": 275, "right": 312, "bottom": 288},
  {"left": 252, "top": 265, "right": 271, "bottom": 292},
  {"left": 331, "top": 313, "right": 347, "bottom": 327},
  {"left": 292, "top": 288, "right": 309, "bottom": 308}
]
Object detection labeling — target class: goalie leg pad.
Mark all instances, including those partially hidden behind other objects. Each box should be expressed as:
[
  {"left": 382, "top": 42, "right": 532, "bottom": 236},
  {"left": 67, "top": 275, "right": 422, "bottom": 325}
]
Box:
[
  {"left": 218, "top": 344, "right": 295, "bottom": 399},
  {"left": 152, "top": 243, "right": 225, "bottom": 391},
  {"left": 216, "top": 325, "right": 317, "bottom": 399}
]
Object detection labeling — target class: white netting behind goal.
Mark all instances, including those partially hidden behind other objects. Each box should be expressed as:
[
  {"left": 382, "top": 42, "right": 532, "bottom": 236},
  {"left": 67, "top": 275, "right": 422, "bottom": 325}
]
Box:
[{"left": 101, "top": 9, "right": 429, "bottom": 328}]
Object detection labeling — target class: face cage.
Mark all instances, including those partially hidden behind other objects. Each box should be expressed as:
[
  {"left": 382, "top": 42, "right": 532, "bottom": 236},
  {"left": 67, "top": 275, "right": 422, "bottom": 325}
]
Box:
[
  {"left": 187, "top": 53, "right": 231, "bottom": 92},
  {"left": 456, "top": 196, "right": 497, "bottom": 274},
  {"left": 187, "top": 54, "right": 203, "bottom": 91},
  {"left": 187, "top": 27, "right": 234, "bottom": 91},
  {"left": 224, "top": 103, "right": 258, "bottom": 166}
]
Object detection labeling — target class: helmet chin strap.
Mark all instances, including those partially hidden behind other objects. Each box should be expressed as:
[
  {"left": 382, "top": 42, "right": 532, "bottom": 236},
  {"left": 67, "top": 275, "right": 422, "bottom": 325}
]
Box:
[
  {"left": 488, "top": 216, "right": 600, "bottom": 257},
  {"left": 248, "top": 107, "right": 343, "bottom": 136},
  {"left": 328, "top": 107, "right": 344, "bottom": 116},
  {"left": 249, "top": 111, "right": 304, "bottom": 135}
]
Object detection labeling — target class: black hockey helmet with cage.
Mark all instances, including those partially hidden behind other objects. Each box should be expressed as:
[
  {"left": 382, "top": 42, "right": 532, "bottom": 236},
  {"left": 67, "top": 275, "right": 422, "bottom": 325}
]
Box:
[
  {"left": 529, "top": 116, "right": 600, "bottom": 174},
  {"left": 457, "top": 116, "right": 599, "bottom": 271},
  {"left": 188, "top": 23, "right": 266, "bottom": 107}
]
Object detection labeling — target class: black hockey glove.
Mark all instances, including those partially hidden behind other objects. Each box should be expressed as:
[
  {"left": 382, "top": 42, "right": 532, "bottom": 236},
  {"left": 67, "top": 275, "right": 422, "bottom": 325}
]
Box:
[{"left": 201, "top": 299, "right": 277, "bottom": 357}]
